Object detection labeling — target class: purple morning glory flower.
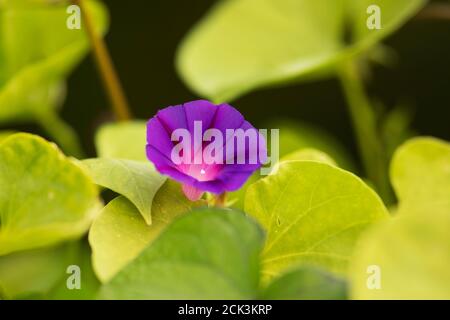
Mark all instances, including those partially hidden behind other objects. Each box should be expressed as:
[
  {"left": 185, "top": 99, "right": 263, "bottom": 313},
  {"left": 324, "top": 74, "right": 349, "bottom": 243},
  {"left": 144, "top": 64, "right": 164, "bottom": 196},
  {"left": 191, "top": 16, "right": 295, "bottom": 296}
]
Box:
[{"left": 146, "top": 100, "right": 267, "bottom": 201}]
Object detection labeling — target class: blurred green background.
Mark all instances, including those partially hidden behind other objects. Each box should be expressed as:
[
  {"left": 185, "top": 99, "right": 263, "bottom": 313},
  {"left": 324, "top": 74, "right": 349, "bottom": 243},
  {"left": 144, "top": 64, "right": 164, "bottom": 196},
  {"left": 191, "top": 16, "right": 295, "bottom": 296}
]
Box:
[{"left": 6, "top": 0, "right": 449, "bottom": 161}]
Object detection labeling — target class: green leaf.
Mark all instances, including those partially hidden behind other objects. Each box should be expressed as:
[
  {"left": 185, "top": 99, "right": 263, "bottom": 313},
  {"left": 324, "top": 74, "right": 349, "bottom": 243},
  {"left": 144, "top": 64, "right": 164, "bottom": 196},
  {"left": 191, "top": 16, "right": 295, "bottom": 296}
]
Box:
[
  {"left": 0, "top": 133, "right": 100, "bottom": 255},
  {"left": 0, "top": 0, "right": 108, "bottom": 122},
  {"left": 81, "top": 158, "right": 166, "bottom": 225},
  {"left": 0, "top": 240, "right": 100, "bottom": 300},
  {"left": 350, "top": 211, "right": 450, "bottom": 299},
  {"left": 273, "top": 120, "right": 354, "bottom": 171},
  {"left": 245, "top": 161, "right": 389, "bottom": 282},
  {"left": 46, "top": 240, "right": 100, "bottom": 300},
  {"left": 90, "top": 181, "right": 206, "bottom": 283},
  {"left": 349, "top": 0, "right": 426, "bottom": 47},
  {"left": 262, "top": 266, "right": 347, "bottom": 300},
  {"left": 99, "top": 209, "right": 264, "bottom": 300},
  {"left": 281, "top": 148, "right": 337, "bottom": 166},
  {"left": 95, "top": 121, "right": 147, "bottom": 161},
  {"left": 350, "top": 137, "right": 450, "bottom": 299},
  {"left": 390, "top": 137, "right": 450, "bottom": 216},
  {"left": 0, "top": 244, "right": 71, "bottom": 298},
  {"left": 177, "top": 0, "right": 346, "bottom": 101},
  {"left": 176, "top": 0, "right": 425, "bottom": 102},
  {"left": 0, "top": 1, "right": 108, "bottom": 156},
  {"left": 0, "top": 130, "right": 15, "bottom": 143},
  {"left": 229, "top": 148, "right": 337, "bottom": 210}
]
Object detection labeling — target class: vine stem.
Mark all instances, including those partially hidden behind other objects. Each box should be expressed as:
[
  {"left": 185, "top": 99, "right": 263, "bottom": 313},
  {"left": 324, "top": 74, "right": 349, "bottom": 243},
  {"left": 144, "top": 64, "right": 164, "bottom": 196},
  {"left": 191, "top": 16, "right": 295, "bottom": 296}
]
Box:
[
  {"left": 213, "top": 193, "right": 227, "bottom": 207},
  {"left": 73, "top": 0, "right": 132, "bottom": 121},
  {"left": 338, "top": 61, "right": 392, "bottom": 203}
]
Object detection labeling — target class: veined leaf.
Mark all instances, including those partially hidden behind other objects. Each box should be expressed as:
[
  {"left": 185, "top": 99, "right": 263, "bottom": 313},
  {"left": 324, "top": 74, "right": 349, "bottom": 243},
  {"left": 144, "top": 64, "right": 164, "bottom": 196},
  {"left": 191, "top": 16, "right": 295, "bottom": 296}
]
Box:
[
  {"left": 90, "top": 181, "right": 206, "bottom": 283},
  {"left": 229, "top": 148, "right": 337, "bottom": 210},
  {"left": 245, "top": 161, "right": 389, "bottom": 282},
  {"left": 81, "top": 158, "right": 166, "bottom": 225},
  {"left": 0, "top": 133, "right": 100, "bottom": 255},
  {"left": 99, "top": 209, "right": 264, "bottom": 300}
]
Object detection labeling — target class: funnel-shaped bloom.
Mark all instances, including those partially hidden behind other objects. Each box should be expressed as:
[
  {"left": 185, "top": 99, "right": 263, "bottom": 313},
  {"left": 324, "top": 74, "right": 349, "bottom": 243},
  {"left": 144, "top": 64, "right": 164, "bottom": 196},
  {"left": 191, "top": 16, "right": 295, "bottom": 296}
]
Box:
[{"left": 146, "top": 100, "right": 266, "bottom": 201}]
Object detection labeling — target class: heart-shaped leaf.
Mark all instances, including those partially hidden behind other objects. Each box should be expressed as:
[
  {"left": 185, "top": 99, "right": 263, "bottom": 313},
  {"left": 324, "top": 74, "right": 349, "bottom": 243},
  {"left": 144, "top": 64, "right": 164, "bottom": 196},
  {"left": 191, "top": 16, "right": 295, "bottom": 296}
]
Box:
[
  {"left": 99, "top": 209, "right": 264, "bottom": 300},
  {"left": 89, "top": 181, "right": 206, "bottom": 283},
  {"left": 245, "top": 161, "right": 389, "bottom": 282},
  {"left": 81, "top": 158, "right": 166, "bottom": 225},
  {"left": 350, "top": 210, "right": 450, "bottom": 299},
  {"left": 229, "top": 148, "right": 337, "bottom": 210},
  {"left": 177, "top": 0, "right": 425, "bottom": 101},
  {"left": 390, "top": 137, "right": 450, "bottom": 216},
  {"left": 0, "top": 133, "right": 100, "bottom": 255},
  {"left": 350, "top": 137, "right": 450, "bottom": 299}
]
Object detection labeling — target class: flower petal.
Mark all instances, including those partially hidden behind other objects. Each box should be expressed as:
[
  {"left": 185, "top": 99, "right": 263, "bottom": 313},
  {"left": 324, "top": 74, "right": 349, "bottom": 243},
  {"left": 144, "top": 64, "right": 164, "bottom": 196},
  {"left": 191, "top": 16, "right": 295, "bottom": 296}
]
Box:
[{"left": 184, "top": 100, "right": 218, "bottom": 132}]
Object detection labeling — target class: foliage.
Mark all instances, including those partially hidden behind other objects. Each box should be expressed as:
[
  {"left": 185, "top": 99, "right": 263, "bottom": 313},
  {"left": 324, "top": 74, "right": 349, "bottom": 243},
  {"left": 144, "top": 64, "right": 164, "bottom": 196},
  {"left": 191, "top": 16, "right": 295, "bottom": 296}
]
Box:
[
  {"left": 176, "top": 0, "right": 426, "bottom": 102},
  {"left": 0, "top": 0, "right": 448, "bottom": 301}
]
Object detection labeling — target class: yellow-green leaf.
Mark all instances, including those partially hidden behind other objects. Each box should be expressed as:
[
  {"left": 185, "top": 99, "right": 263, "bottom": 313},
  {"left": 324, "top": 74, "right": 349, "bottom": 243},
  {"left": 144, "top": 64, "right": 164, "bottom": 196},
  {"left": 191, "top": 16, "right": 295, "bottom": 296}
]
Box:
[
  {"left": 177, "top": 0, "right": 425, "bottom": 102},
  {"left": 350, "top": 137, "right": 450, "bottom": 299},
  {"left": 281, "top": 148, "right": 337, "bottom": 166},
  {"left": 81, "top": 158, "right": 166, "bottom": 225},
  {"left": 89, "top": 181, "right": 206, "bottom": 283},
  {"left": 95, "top": 121, "right": 147, "bottom": 161},
  {"left": 245, "top": 161, "right": 389, "bottom": 282},
  {"left": 350, "top": 211, "right": 450, "bottom": 299},
  {"left": 0, "top": 133, "right": 100, "bottom": 255},
  {"left": 98, "top": 209, "right": 263, "bottom": 300},
  {"left": 0, "top": 244, "right": 71, "bottom": 298},
  {"left": 262, "top": 266, "right": 347, "bottom": 300},
  {"left": 273, "top": 120, "right": 354, "bottom": 171},
  {"left": 0, "top": 0, "right": 108, "bottom": 123},
  {"left": 390, "top": 137, "right": 450, "bottom": 216}
]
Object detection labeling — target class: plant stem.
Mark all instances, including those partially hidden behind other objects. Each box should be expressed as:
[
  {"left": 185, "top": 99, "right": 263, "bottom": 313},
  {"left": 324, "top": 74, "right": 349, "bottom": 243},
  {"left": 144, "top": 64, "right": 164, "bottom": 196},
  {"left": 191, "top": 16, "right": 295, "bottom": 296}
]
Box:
[
  {"left": 73, "top": 0, "right": 132, "bottom": 121},
  {"left": 214, "top": 193, "right": 227, "bottom": 207},
  {"left": 338, "top": 61, "right": 392, "bottom": 203}
]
